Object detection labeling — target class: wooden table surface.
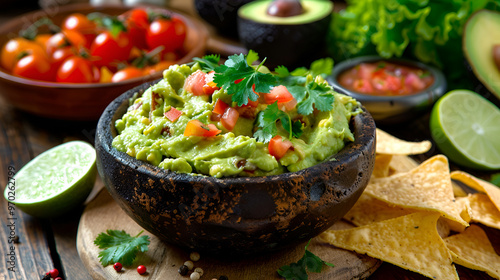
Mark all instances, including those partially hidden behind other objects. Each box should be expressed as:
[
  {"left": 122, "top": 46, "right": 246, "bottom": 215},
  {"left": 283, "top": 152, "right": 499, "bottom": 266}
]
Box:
[{"left": 0, "top": 1, "right": 499, "bottom": 280}]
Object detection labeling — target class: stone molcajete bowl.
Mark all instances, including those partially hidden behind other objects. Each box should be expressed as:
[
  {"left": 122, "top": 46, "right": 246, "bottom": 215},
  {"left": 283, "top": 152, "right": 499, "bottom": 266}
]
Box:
[{"left": 95, "top": 80, "right": 376, "bottom": 256}]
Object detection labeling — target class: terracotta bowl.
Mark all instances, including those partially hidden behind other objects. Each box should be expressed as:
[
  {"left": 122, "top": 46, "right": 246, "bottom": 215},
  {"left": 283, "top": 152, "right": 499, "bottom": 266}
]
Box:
[
  {"left": 0, "top": 3, "right": 207, "bottom": 120},
  {"left": 95, "top": 80, "right": 376, "bottom": 255},
  {"left": 327, "top": 56, "right": 447, "bottom": 124}
]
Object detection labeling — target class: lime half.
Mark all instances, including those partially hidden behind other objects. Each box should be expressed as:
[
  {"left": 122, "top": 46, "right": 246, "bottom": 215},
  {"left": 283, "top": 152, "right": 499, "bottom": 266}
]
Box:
[
  {"left": 430, "top": 89, "right": 500, "bottom": 170},
  {"left": 4, "top": 141, "right": 97, "bottom": 218}
]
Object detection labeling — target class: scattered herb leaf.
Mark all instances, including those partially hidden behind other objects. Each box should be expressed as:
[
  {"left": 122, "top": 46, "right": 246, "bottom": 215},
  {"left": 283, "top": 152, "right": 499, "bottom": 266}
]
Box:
[
  {"left": 254, "top": 102, "right": 302, "bottom": 143},
  {"left": 94, "top": 229, "right": 150, "bottom": 266},
  {"left": 192, "top": 54, "right": 221, "bottom": 72},
  {"left": 277, "top": 240, "right": 334, "bottom": 280},
  {"left": 213, "top": 53, "right": 277, "bottom": 106}
]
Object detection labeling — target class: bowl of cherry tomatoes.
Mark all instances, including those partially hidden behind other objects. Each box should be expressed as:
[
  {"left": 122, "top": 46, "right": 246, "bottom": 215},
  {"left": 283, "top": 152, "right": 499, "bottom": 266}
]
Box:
[{"left": 0, "top": 3, "right": 208, "bottom": 120}]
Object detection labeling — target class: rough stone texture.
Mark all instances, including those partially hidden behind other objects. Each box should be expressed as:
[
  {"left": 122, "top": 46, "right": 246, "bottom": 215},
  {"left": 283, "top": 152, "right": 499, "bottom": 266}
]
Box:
[{"left": 95, "top": 81, "right": 376, "bottom": 256}]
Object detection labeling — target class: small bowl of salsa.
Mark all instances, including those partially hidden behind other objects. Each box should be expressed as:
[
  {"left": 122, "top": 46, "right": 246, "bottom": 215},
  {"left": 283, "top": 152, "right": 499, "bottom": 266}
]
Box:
[{"left": 328, "top": 56, "right": 447, "bottom": 124}]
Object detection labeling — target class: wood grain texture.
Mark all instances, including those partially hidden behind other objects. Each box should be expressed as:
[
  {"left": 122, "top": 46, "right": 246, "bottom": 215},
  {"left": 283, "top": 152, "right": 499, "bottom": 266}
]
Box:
[{"left": 77, "top": 190, "right": 381, "bottom": 280}]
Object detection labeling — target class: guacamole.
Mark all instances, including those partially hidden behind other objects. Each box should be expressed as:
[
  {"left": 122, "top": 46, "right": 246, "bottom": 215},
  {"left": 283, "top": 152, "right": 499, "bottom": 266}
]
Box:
[{"left": 112, "top": 57, "right": 360, "bottom": 178}]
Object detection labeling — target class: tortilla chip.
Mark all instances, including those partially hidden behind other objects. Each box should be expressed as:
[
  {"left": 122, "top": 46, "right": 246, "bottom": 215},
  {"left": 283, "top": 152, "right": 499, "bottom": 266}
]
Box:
[
  {"left": 344, "top": 194, "right": 416, "bottom": 226},
  {"left": 376, "top": 128, "right": 432, "bottom": 155},
  {"left": 365, "top": 155, "right": 470, "bottom": 227},
  {"left": 373, "top": 154, "right": 392, "bottom": 178},
  {"left": 451, "top": 171, "right": 500, "bottom": 212},
  {"left": 344, "top": 194, "right": 451, "bottom": 238},
  {"left": 444, "top": 224, "right": 500, "bottom": 279},
  {"left": 320, "top": 212, "right": 459, "bottom": 280},
  {"left": 388, "top": 155, "right": 419, "bottom": 174},
  {"left": 457, "top": 194, "right": 500, "bottom": 230}
]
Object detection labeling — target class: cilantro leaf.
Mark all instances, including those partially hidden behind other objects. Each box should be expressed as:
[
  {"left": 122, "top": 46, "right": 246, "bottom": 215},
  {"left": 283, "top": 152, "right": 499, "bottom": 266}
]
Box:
[
  {"left": 213, "top": 53, "right": 277, "bottom": 106},
  {"left": 293, "top": 82, "right": 334, "bottom": 115},
  {"left": 254, "top": 102, "right": 303, "bottom": 143},
  {"left": 192, "top": 54, "right": 221, "bottom": 72},
  {"left": 277, "top": 240, "right": 334, "bottom": 280},
  {"left": 94, "top": 230, "right": 150, "bottom": 266},
  {"left": 246, "top": 49, "right": 260, "bottom": 65}
]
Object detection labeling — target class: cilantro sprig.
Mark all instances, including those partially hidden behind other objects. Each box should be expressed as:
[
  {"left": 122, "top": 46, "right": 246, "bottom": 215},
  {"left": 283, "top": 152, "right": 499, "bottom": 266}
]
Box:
[
  {"left": 94, "top": 229, "right": 150, "bottom": 266},
  {"left": 254, "top": 102, "right": 303, "bottom": 143},
  {"left": 277, "top": 240, "right": 334, "bottom": 280},
  {"left": 213, "top": 53, "right": 277, "bottom": 106}
]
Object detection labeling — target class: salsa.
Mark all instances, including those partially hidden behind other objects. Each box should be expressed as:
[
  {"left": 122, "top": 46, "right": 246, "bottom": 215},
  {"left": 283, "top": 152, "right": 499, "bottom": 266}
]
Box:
[{"left": 337, "top": 61, "right": 434, "bottom": 96}]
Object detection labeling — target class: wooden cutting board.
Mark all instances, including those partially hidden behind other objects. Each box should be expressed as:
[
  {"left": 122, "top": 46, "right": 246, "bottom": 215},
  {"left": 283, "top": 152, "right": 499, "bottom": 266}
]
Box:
[{"left": 77, "top": 189, "right": 380, "bottom": 280}]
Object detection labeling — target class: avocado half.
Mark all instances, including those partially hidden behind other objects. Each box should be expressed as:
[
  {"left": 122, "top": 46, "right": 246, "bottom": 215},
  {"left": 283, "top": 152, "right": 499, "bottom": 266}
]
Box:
[
  {"left": 237, "top": 0, "right": 333, "bottom": 67},
  {"left": 463, "top": 9, "right": 500, "bottom": 104}
]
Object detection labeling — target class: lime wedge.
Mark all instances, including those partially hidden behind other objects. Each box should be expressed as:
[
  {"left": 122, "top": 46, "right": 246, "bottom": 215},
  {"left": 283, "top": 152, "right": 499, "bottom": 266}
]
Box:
[
  {"left": 4, "top": 141, "right": 97, "bottom": 218},
  {"left": 430, "top": 90, "right": 500, "bottom": 170}
]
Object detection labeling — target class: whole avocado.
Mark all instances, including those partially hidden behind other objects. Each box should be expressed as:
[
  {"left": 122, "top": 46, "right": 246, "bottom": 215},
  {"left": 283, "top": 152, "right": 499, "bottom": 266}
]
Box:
[{"left": 194, "top": 0, "right": 254, "bottom": 37}]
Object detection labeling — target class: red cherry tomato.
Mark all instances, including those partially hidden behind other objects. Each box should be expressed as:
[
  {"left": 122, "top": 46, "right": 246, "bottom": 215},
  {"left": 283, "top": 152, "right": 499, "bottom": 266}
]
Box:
[
  {"left": 12, "top": 52, "right": 54, "bottom": 81},
  {"left": 111, "top": 66, "right": 143, "bottom": 82},
  {"left": 90, "top": 31, "right": 133, "bottom": 68},
  {"left": 146, "top": 16, "right": 186, "bottom": 53},
  {"left": 56, "top": 56, "right": 99, "bottom": 83},
  {"left": 268, "top": 135, "right": 293, "bottom": 160},
  {"left": 120, "top": 8, "right": 149, "bottom": 50},
  {"left": 51, "top": 47, "right": 75, "bottom": 70}
]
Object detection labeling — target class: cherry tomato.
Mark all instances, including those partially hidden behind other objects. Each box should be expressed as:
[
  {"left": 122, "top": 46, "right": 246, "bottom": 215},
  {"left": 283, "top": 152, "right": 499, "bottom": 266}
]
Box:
[
  {"left": 12, "top": 52, "right": 54, "bottom": 81},
  {"left": 62, "top": 13, "right": 96, "bottom": 45},
  {"left": 268, "top": 135, "right": 293, "bottom": 160},
  {"left": 56, "top": 56, "right": 99, "bottom": 83},
  {"left": 1, "top": 38, "right": 47, "bottom": 72},
  {"left": 34, "top": 34, "right": 52, "bottom": 50},
  {"left": 120, "top": 8, "right": 149, "bottom": 50},
  {"left": 90, "top": 31, "right": 133, "bottom": 68},
  {"left": 220, "top": 107, "right": 239, "bottom": 131},
  {"left": 184, "top": 120, "right": 221, "bottom": 137},
  {"left": 51, "top": 47, "right": 75, "bottom": 70},
  {"left": 111, "top": 66, "right": 143, "bottom": 82},
  {"left": 146, "top": 16, "right": 186, "bottom": 53},
  {"left": 46, "top": 30, "right": 87, "bottom": 55}
]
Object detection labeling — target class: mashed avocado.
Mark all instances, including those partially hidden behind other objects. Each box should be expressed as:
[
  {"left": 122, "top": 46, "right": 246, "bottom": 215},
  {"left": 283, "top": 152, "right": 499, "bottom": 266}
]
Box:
[{"left": 112, "top": 57, "right": 360, "bottom": 178}]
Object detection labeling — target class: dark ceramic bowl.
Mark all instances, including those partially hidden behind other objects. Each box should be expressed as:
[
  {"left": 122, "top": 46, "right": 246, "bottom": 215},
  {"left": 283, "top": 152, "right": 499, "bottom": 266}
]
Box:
[
  {"left": 0, "top": 3, "right": 208, "bottom": 120},
  {"left": 95, "top": 80, "right": 376, "bottom": 255},
  {"left": 328, "top": 56, "right": 447, "bottom": 124}
]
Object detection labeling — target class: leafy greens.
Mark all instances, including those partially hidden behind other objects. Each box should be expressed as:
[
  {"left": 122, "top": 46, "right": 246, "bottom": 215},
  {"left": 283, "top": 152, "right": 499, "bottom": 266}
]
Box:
[{"left": 328, "top": 0, "right": 500, "bottom": 88}]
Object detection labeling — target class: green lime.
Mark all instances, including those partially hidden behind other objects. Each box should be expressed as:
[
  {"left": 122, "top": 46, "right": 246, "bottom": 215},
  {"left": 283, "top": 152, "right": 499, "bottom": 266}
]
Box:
[
  {"left": 4, "top": 141, "right": 97, "bottom": 218},
  {"left": 430, "top": 89, "right": 500, "bottom": 170}
]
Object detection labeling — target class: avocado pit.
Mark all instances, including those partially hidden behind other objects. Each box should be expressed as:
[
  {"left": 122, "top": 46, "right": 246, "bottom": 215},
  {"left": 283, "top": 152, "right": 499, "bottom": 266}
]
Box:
[{"left": 266, "top": 0, "right": 304, "bottom": 17}]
